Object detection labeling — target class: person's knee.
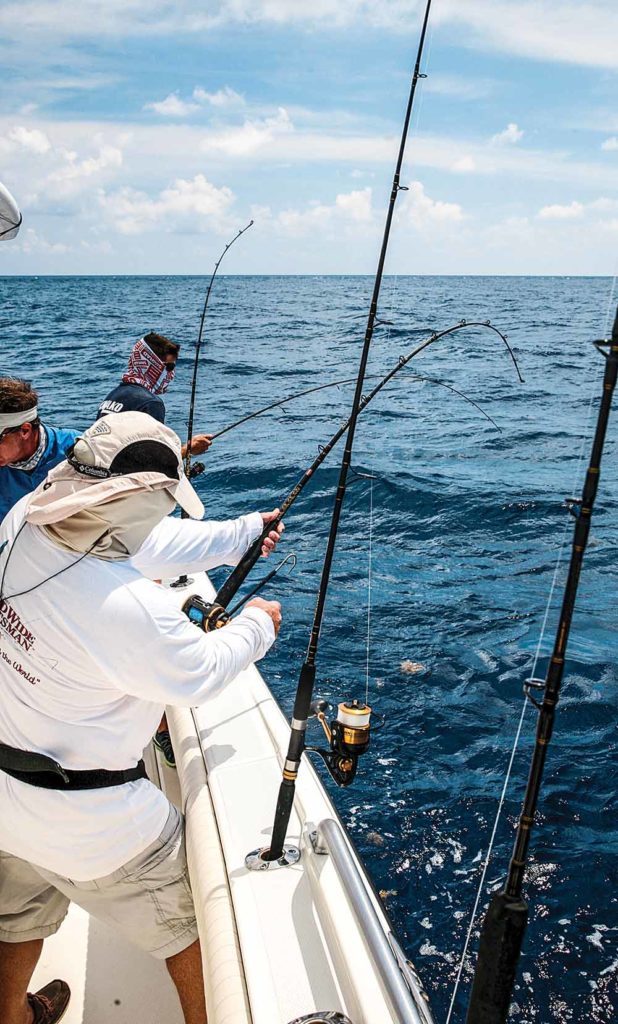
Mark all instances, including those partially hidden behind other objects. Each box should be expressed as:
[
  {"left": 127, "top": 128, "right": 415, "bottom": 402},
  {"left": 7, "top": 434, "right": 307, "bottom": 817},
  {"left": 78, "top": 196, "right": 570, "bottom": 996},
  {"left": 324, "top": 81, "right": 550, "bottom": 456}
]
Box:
[{"left": 166, "top": 937, "right": 202, "bottom": 972}]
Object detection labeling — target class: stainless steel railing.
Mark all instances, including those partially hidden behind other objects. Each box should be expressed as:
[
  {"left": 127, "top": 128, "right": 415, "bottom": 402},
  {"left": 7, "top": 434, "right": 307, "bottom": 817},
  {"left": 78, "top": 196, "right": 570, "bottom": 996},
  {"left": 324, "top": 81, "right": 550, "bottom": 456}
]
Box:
[{"left": 316, "top": 818, "right": 435, "bottom": 1024}]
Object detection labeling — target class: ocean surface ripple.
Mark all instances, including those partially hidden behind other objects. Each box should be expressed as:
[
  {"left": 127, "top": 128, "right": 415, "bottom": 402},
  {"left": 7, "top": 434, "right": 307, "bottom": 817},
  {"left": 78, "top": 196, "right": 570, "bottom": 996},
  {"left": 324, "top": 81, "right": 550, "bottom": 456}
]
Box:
[{"left": 1, "top": 274, "right": 617, "bottom": 1023}]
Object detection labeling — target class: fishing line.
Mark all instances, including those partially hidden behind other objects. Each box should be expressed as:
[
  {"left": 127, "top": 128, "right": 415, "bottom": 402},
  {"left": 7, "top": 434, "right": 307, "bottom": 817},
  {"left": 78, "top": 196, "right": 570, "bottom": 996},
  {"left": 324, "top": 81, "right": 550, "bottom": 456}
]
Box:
[
  {"left": 409, "top": 19, "right": 433, "bottom": 138},
  {"left": 259, "top": 0, "right": 439, "bottom": 863},
  {"left": 366, "top": 471, "right": 374, "bottom": 707},
  {"left": 446, "top": 468, "right": 587, "bottom": 1020},
  {"left": 183, "top": 220, "right": 253, "bottom": 481},
  {"left": 448, "top": 280, "right": 618, "bottom": 1019},
  {"left": 603, "top": 261, "right": 618, "bottom": 339},
  {"left": 340, "top": 464, "right": 377, "bottom": 706},
  {"left": 215, "top": 320, "right": 518, "bottom": 616},
  {"left": 445, "top": 520, "right": 571, "bottom": 1024}
]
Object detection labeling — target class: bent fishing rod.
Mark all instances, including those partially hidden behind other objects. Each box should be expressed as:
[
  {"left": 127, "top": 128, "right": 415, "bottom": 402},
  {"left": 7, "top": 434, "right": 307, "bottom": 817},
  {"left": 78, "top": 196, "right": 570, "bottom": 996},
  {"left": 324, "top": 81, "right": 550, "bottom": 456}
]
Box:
[
  {"left": 211, "top": 367, "right": 501, "bottom": 442},
  {"left": 466, "top": 305, "right": 618, "bottom": 1024},
  {"left": 183, "top": 220, "right": 253, "bottom": 482},
  {"left": 204, "top": 318, "right": 519, "bottom": 621},
  {"left": 181, "top": 353, "right": 507, "bottom": 619}
]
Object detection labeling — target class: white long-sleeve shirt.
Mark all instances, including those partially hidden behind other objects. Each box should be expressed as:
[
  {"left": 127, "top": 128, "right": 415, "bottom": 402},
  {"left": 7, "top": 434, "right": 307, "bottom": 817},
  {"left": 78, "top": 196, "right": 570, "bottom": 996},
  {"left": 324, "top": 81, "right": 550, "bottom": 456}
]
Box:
[{"left": 0, "top": 497, "right": 274, "bottom": 879}]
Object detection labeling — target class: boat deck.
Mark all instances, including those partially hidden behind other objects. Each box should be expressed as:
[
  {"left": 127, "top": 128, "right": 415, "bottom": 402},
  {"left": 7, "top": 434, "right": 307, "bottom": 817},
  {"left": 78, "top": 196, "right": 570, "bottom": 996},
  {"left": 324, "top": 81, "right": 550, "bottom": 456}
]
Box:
[{"left": 30, "top": 746, "right": 184, "bottom": 1024}]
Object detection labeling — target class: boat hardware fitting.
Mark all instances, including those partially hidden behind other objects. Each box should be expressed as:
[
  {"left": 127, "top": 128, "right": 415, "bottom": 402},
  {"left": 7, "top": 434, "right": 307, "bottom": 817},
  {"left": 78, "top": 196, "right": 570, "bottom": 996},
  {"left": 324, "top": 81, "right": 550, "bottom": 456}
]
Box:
[
  {"left": 245, "top": 844, "right": 300, "bottom": 872},
  {"left": 286, "top": 1013, "right": 354, "bottom": 1024},
  {"left": 523, "top": 677, "right": 546, "bottom": 711}
]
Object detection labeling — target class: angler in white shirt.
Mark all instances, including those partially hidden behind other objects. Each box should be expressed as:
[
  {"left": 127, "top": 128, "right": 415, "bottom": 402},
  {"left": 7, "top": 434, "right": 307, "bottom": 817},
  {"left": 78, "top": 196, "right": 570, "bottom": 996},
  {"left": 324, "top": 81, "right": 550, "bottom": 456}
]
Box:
[{"left": 0, "top": 412, "right": 283, "bottom": 1024}]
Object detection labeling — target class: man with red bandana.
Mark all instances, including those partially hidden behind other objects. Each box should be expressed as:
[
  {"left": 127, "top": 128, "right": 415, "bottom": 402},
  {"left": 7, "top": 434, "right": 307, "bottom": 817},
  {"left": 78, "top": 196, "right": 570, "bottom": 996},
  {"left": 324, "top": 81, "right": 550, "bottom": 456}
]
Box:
[
  {"left": 97, "top": 332, "right": 213, "bottom": 768},
  {"left": 96, "top": 332, "right": 212, "bottom": 459}
]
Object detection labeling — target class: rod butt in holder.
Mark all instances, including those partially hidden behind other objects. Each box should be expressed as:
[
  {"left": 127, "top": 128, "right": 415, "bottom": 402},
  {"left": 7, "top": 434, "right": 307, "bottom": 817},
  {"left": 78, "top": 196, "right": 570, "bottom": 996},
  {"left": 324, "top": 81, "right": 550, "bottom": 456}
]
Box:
[{"left": 245, "top": 844, "right": 300, "bottom": 872}]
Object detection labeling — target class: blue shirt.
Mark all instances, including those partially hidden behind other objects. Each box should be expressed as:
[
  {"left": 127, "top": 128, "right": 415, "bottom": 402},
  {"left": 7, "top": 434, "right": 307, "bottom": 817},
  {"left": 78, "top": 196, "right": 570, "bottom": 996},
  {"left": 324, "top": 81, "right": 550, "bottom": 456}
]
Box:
[
  {"left": 96, "top": 384, "right": 166, "bottom": 424},
  {"left": 0, "top": 424, "right": 80, "bottom": 522}
]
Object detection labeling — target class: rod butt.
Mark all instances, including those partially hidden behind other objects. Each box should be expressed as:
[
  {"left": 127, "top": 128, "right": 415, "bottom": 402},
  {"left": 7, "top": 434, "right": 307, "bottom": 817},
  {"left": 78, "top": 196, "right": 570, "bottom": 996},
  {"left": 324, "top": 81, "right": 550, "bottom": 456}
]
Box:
[{"left": 465, "top": 890, "right": 528, "bottom": 1024}]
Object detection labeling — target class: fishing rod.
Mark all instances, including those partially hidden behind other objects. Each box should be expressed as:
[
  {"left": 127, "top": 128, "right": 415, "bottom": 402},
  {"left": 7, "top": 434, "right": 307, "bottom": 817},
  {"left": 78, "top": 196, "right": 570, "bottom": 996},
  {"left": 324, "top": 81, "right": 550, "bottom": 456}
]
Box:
[
  {"left": 466, "top": 306, "right": 618, "bottom": 1024},
  {"left": 172, "top": 221, "right": 254, "bottom": 588},
  {"left": 192, "top": 349, "right": 504, "bottom": 618},
  {"left": 243, "top": 0, "right": 438, "bottom": 867},
  {"left": 183, "top": 220, "right": 253, "bottom": 483},
  {"left": 210, "top": 377, "right": 357, "bottom": 439},
  {"left": 227, "top": 553, "right": 297, "bottom": 616},
  {"left": 203, "top": 319, "right": 519, "bottom": 623},
  {"left": 211, "top": 368, "right": 501, "bottom": 442}
]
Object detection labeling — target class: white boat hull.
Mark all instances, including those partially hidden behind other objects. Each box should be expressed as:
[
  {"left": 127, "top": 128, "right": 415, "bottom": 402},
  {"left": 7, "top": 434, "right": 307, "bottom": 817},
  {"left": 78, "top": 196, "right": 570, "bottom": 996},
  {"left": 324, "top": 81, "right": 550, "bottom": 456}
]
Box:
[{"left": 167, "top": 572, "right": 433, "bottom": 1024}]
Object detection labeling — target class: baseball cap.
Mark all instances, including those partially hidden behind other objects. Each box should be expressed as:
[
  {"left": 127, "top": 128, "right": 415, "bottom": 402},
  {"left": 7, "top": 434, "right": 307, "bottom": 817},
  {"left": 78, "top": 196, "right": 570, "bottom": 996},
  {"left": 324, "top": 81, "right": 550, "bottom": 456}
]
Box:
[{"left": 27, "top": 411, "right": 204, "bottom": 524}]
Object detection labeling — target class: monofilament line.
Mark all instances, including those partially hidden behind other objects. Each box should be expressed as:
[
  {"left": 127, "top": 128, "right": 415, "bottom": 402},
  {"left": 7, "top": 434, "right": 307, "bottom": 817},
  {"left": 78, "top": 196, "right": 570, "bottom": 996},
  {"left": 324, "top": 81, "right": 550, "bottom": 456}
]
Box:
[
  {"left": 446, "top": 292, "right": 617, "bottom": 1022},
  {"left": 444, "top": 516, "right": 571, "bottom": 1024},
  {"left": 366, "top": 472, "right": 374, "bottom": 707}
]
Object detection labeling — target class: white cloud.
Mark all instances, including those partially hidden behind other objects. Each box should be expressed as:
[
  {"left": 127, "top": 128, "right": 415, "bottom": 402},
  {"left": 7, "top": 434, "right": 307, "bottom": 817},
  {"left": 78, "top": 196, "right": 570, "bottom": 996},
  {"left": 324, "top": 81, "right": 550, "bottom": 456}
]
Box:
[
  {"left": 2, "top": 2, "right": 618, "bottom": 70},
  {"left": 437, "top": 1, "right": 618, "bottom": 71},
  {"left": 16, "top": 227, "right": 70, "bottom": 254},
  {"left": 200, "top": 107, "right": 293, "bottom": 157},
  {"left": 334, "top": 187, "right": 373, "bottom": 221},
  {"left": 451, "top": 155, "right": 476, "bottom": 173},
  {"left": 0, "top": 124, "right": 127, "bottom": 210},
  {"left": 491, "top": 123, "right": 524, "bottom": 146},
  {"left": 400, "top": 181, "right": 466, "bottom": 228},
  {"left": 7, "top": 125, "right": 51, "bottom": 154},
  {"left": 601, "top": 137, "right": 618, "bottom": 151},
  {"left": 2, "top": 115, "right": 617, "bottom": 194},
  {"left": 145, "top": 85, "right": 244, "bottom": 117},
  {"left": 192, "top": 86, "right": 244, "bottom": 108},
  {"left": 145, "top": 93, "right": 199, "bottom": 117},
  {"left": 32, "top": 73, "right": 121, "bottom": 92},
  {"left": 50, "top": 141, "right": 123, "bottom": 184},
  {"left": 538, "top": 201, "right": 584, "bottom": 220},
  {"left": 99, "top": 173, "right": 235, "bottom": 235},
  {"left": 589, "top": 197, "right": 618, "bottom": 213},
  {"left": 424, "top": 73, "right": 493, "bottom": 100},
  {"left": 537, "top": 197, "right": 618, "bottom": 221},
  {"left": 276, "top": 187, "right": 373, "bottom": 236}
]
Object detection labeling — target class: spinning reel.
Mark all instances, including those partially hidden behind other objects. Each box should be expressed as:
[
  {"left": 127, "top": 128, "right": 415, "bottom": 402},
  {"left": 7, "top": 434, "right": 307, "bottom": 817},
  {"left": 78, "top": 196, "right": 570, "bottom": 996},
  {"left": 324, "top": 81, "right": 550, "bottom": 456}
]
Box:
[
  {"left": 306, "top": 698, "right": 372, "bottom": 787},
  {"left": 188, "top": 461, "right": 205, "bottom": 480}
]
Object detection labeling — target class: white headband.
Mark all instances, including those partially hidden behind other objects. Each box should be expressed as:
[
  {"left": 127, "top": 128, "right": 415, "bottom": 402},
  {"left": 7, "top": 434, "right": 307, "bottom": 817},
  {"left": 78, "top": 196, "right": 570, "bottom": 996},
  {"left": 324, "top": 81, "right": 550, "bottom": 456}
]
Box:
[{"left": 0, "top": 406, "right": 38, "bottom": 430}]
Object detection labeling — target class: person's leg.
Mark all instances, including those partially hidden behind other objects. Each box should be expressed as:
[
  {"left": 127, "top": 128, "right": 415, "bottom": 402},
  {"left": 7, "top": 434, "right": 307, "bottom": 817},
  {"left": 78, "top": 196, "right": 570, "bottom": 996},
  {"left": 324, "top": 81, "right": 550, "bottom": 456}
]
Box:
[
  {"left": 166, "top": 938, "right": 207, "bottom": 1024},
  {"left": 0, "top": 851, "right": 70, "bottom": 1024},
  {"left": 154, "top": 713, "right": 176, "bottom": 768},
  {"left": 0, "top": 938, "right": 42, "bottom": 1024},
  {"left": 35, "top": 805, "right": 201, "bottom": 1020}
]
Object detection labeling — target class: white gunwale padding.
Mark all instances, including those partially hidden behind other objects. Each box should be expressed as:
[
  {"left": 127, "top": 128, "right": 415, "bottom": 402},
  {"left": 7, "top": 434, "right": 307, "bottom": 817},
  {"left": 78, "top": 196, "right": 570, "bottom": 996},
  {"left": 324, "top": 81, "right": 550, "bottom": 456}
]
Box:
[{"left": 168, "top": 703, "right": 252, "bottom": 1024}]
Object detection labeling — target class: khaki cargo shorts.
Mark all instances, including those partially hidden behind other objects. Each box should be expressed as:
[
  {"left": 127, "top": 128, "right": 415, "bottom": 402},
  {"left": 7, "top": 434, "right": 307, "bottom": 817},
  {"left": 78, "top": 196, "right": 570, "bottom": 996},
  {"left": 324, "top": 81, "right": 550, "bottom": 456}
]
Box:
[{"left": 0, "top": 804, "right": 198, "bottom": 960}]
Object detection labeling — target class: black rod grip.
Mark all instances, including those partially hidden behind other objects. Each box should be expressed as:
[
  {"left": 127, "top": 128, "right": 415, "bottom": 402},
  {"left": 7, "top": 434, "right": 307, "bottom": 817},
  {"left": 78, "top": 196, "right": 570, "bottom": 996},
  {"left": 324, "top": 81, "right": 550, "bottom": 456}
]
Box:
[{"left": 465, "top": 891, "right": 528, "bottom": 1024}]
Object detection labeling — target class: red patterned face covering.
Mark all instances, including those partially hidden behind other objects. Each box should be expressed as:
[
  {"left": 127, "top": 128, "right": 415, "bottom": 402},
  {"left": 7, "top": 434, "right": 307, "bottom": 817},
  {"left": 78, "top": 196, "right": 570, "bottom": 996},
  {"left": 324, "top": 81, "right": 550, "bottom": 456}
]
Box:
[{"left": 122, "top": 338, "right": 176, "bottom": 395}]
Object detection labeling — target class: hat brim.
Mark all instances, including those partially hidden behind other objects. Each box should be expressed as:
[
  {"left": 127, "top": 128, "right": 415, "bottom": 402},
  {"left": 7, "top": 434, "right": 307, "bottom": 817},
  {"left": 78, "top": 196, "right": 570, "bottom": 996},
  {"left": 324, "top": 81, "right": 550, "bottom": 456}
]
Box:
[{"left": 172, "top": 474, "right": 204, "bottom": 520}]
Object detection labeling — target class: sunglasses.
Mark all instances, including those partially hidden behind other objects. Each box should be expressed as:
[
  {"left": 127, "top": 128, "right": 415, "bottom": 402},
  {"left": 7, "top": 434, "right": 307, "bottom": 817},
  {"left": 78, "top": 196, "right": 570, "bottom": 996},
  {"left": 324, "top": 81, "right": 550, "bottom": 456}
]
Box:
[{"left": 0, "top": 426, "right": 21, "bottom": 444}]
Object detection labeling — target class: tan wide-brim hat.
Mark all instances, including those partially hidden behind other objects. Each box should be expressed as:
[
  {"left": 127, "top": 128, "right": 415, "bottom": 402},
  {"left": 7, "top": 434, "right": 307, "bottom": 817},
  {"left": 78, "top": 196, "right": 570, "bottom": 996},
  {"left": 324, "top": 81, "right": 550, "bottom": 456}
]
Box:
[{"left": 27, "top": 411, "right": 204, "bottom": 525}]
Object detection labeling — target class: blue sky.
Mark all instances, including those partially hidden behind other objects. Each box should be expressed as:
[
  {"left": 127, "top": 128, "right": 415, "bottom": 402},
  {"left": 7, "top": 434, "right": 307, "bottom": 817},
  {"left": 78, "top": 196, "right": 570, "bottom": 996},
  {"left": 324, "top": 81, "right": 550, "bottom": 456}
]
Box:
[{"left": 1, "top": 0, "right": 617, "bottom": 274}]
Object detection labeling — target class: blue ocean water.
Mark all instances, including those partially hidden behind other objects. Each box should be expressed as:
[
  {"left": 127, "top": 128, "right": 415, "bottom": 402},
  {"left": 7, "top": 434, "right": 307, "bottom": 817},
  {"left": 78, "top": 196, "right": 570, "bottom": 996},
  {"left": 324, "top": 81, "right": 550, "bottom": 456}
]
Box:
[{"left": 1, "top": 274, "right": 617, "bottom": 1023}]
